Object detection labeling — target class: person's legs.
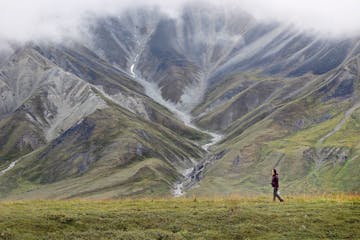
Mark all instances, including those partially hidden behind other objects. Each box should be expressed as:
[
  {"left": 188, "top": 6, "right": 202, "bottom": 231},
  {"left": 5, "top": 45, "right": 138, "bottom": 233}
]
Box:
[
  {"left": 273, "top": 188, "right": 277, "bottom": 201},
  {"left": 275, "top": 189, "right": 284, "bottom": 202}
]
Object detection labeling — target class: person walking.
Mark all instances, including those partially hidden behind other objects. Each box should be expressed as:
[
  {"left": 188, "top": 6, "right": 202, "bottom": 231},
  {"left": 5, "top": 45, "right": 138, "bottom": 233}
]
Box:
[{"left": 271, "top": 169, "right": 284, "bottom": 202}]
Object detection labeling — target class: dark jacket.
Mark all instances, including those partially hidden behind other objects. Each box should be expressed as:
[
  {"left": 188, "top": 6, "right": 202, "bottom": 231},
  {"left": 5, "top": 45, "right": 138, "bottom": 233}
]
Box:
[{"left": 271, "top": 174, "right": 279, "bottom": 188}]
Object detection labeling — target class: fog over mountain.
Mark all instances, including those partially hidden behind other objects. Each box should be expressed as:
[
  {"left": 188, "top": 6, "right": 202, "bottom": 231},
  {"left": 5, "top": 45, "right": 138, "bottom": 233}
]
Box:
[
  {"left": 0, "top": 0, "right": 360, "bottom": 199},
  {"left": 1, "top": 0, "right": 359, "bottom": 51}
]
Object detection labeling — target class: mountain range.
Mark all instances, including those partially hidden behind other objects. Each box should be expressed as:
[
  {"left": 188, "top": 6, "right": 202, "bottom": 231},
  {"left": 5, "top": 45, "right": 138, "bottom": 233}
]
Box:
[{"left": 0, "top": 4, "right": 359, "bottom": 199}]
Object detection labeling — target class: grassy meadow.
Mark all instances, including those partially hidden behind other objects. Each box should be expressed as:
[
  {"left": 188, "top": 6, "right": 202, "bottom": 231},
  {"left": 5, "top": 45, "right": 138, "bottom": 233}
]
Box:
[{"left": 0, "top": 195, "right": 359, "bottom": 240}]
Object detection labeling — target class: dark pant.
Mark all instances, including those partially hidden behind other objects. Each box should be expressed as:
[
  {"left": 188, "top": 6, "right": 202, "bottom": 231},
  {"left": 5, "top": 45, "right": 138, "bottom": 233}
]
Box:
[{"left": 273, "top": 188, "right": 283, "bottom": 202}]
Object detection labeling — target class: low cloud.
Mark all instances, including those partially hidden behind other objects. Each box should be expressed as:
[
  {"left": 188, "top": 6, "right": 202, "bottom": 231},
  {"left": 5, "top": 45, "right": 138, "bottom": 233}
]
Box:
[
  {"left": 237, "top": 0, "right": 360, "bottom": 37},
  {"left": 0, "top": 0, "right": 359, "bottom": 50}
]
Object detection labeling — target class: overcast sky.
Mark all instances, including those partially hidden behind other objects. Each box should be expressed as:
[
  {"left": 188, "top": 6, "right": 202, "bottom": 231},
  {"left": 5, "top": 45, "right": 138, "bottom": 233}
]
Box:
[{"left": 0, "top": 0, "right": 359, "bottom": 50}]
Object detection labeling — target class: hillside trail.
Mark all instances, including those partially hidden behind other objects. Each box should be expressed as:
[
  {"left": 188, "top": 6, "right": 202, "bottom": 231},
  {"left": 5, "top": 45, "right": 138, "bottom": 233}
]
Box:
[{"left": 315, "top": 102, "right": 360, "bottom": 168}]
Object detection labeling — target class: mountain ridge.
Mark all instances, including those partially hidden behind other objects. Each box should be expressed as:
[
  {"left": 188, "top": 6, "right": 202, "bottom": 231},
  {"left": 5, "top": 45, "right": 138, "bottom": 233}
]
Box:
[{"left": 0, "top": 4, "right": 359, "bottom": 198}]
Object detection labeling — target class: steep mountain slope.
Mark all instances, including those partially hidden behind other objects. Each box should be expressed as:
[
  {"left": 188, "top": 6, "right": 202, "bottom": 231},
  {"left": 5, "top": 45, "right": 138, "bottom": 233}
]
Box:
[
  {"left": 0, "top": 43, "right": 207, "bottom": 199},
  {"left": 189, "top": 55, "right": 360, "bottom": 196},
  {"left": 88, "top": 4, "right": 360, "bottom": 112},
  {"left": 0, "top": 3, "right": 359, "bottom": 199},
  {"left": 0, "top": 103, "right": 205, "bottom": 199}
]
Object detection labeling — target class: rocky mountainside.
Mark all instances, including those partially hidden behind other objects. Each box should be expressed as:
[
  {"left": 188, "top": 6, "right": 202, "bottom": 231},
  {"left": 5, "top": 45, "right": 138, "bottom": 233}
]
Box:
[{"left": 0, "top": 4, "right": 359, "bottom": 199}]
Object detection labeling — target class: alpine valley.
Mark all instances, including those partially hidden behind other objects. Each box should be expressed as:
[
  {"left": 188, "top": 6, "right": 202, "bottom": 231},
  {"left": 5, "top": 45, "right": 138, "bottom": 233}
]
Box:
[{"left": 0, "top": 3, "right": 359, "bottom": 199}]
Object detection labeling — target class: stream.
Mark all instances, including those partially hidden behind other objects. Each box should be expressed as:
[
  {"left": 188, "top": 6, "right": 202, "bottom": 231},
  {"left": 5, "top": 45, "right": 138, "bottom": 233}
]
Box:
[
  {"left": 0, "top": 160, "right": 18, "bottom": 176},
  {"left": 130, "top": 53, "right": 223, "bottom": 197}
]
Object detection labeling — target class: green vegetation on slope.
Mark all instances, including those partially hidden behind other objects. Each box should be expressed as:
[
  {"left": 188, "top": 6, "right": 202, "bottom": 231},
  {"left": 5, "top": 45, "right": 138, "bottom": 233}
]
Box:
[
  {"left": 193, "top": 101, "right": 360, "bottom": 196},
  {"left": 191, "top": 56, "right": 360, "bottom": 196},
  {"left": 0, "top": 112, "right": 45, "bottom": 169},
  {"left": 0, "top": 101, "right": 206, "bottom": 199},
  {"left": 0, "top": 196, "right": 358, "bottom": 240}
]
